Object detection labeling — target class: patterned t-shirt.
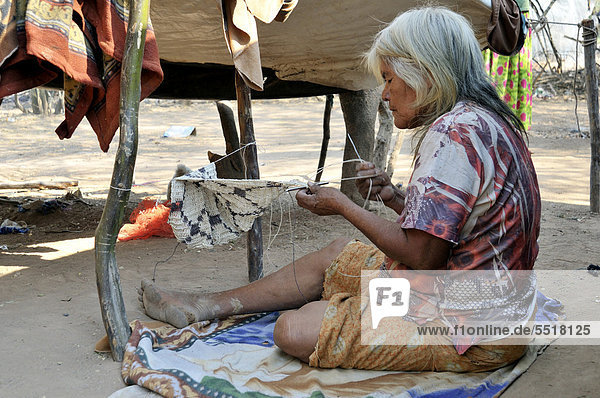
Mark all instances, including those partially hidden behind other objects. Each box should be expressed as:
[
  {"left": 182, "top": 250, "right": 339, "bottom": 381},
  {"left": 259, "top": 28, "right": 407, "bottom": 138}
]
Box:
[
  {"left": 394, "top": 101, "right": 541, "bottom": 353},
  {"left": 400, "top": 101, "right": 540, "bottom": 272}
]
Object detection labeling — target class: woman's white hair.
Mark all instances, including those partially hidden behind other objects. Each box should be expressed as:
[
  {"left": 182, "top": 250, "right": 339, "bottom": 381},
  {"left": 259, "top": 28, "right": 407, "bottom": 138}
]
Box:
[{"left": 366, "top": 7, "right": 525, "bottom": 153}]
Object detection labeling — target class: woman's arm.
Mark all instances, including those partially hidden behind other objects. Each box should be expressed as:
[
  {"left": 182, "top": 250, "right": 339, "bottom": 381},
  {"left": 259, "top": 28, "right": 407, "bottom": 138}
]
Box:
[
  {"left": 355, "top": 162, "right": 405, "bottom": 215},
  {"left": 296, "top": 184, "right": 450, "bottom": 270}
]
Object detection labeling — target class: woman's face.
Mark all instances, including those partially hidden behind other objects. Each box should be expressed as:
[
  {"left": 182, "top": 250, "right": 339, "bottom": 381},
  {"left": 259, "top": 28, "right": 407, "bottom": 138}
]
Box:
[{"left": 380, "top": 62, "right": 418, "bottom": 129}]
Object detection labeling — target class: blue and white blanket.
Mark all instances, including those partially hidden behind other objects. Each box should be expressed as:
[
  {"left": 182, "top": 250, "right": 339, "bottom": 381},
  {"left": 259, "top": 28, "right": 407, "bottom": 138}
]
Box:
[{"left": 112, "top": 292, "right": 561, "bottom": 398}]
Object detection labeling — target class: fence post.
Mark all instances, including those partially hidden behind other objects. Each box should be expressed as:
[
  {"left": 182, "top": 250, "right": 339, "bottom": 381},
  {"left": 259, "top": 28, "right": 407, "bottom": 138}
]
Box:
[{"left": 583, "top": 18, "right": 599, "bottom": 213}]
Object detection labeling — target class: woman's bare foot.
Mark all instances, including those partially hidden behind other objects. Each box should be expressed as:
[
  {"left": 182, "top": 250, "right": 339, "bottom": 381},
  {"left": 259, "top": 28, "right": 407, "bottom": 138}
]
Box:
[{"left": 138, "top": 279, "right": 220, "bottom": 328}]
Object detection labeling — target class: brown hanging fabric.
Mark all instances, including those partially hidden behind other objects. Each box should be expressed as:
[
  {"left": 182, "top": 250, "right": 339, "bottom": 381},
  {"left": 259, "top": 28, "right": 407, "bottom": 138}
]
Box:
[{"left": 486, "top": 0, "right": 526, "bottom": 56}]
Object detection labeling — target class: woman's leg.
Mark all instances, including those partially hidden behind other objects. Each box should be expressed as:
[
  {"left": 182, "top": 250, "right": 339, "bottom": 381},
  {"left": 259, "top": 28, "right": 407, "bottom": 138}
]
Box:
[
  {"left": 139, "top": 237, "right": 352, "bottom": 328},
  {"left": 273, "top": 300, "right": 330, "bottom": 363}
]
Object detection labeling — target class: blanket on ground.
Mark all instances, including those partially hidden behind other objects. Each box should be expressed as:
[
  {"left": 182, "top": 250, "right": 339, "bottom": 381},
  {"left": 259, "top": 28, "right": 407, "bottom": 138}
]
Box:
[
  {"left": 113, "top": 292, "right": 561, "bottom": 398},
  {"left": 0, "top": 0, "right": 163, "bottom": 152}
]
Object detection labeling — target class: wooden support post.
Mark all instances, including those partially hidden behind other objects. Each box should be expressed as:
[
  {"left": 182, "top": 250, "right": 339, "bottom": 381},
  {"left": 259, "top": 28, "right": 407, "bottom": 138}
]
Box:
[
  {"left": 14, "top": 93, "right": 26, "bottom": 113},
  {"left": 95, "top": 0, "right": 150, "bottom": 361},
  {"left": 234, "top": 72, "right": 263, "bottom": 281},
  {"left": 316, "top": 94, "right": 334, "bottom": 182},
  {"left": 583, "top": 19, "right": 600, "bottom": 213},
  {"left": 372, "top": 99, "right": 394, "bottom": 172},
  {"left": 208, "top": 101, "right": 244, "bottom": 179},
  {"left": 386, "top": 129, "right": 406, "bottom": 180},
  {"left": 339, "top": 89, "right": 379, "bottom": 202},
  {"left": 216, "top": 101, "right": 242, "bottom": 156}
]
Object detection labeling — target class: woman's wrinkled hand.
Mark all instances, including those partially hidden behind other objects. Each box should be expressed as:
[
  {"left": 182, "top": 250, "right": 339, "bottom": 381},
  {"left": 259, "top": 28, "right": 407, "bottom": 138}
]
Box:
[
  {"left": 295, "top": 183, "right": 349, "bottom": 216},
  {"left": 355, "top": 162, "right": 396, "bottom": 203}
]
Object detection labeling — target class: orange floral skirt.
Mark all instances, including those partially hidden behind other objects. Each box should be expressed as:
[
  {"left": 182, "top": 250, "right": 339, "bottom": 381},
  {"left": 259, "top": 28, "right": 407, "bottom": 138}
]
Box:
[{"left": 308, "top": 241, "right": 527, "bottom": 372}]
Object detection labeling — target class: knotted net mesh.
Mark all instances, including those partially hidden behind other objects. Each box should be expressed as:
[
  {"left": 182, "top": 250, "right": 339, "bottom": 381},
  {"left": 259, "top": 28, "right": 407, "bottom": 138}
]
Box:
[{"left": 168, "top": 164, "right": 295, "bottom": 248}]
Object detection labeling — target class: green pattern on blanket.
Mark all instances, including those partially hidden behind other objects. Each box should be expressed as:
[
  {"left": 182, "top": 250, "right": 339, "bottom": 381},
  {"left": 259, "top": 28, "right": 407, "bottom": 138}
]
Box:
[{"left": 200, "top": 376, "right": 278, "bottom": 398}]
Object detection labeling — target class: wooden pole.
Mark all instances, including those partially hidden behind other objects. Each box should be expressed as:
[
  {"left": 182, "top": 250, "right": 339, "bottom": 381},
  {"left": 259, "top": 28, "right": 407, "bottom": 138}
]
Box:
[
  {"left": 216, "top": 101, "right": 242, "bottom": 156},
  {"left": 208, "top": 101, "right": 244, "bottom": 179},
  {"left": 372, "top": 99, "right": 394, "bottom": 172},
  {"left": 0, "top": 179, "right": 78, "bottom": 190},
  {"left": 339, "top": 89, "right": 379, "bottom": 203},
  {"left": 583, "top": 18, "right": 600, "bottom": 213},
  {"left": 234, "top": 72, "right": 263, "bottom": 281},
  {"left": 386, "top": 129, "right": 405, "bottom": 180},
  {"left": 315, "top": 94, "right": 334, "bottom": 182},
  {"left": 95, "top": 0, "right": 150, "bottom": 361},
  {"left": 14, "top": 94, "right": 27, "bottom": 113}
]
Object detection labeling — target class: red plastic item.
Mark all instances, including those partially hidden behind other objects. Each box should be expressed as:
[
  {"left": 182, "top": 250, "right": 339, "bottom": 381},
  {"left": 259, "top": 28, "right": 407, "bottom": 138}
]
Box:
[{"left": 118, "top": 199, "right": 175, "bottom": 241}]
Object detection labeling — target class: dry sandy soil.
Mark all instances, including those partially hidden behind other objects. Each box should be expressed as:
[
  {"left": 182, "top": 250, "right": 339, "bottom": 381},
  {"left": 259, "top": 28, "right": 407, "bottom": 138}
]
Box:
[{"left": 1, "top": 96, "right": 599, "bottom": 397}]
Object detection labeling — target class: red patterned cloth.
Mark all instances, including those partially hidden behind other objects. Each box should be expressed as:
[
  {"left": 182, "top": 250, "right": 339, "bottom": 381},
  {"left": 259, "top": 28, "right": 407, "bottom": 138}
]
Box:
[{"left": 0, "top": 0, "right": 163, "bottom": 152}]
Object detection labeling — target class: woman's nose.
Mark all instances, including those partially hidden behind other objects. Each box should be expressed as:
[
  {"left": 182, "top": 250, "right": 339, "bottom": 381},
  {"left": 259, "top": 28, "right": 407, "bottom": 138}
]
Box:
[{"left": 381, "top": 88, "right": 390, "bottom": 102}]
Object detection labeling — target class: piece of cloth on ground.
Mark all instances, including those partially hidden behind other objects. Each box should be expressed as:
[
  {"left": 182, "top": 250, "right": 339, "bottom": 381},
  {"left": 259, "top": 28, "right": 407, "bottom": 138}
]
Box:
[
  {"left": 0, "top": 0, "right": 163, "bottom": 152},
  {"left": 118, "top": 199, "right": 175, "bottom": 241},
  {"left": 168, "top": 164, "right": 296, "bottom": 249},
  {"left": 115, "top": 291, "right": 560, "bottom": 398}
]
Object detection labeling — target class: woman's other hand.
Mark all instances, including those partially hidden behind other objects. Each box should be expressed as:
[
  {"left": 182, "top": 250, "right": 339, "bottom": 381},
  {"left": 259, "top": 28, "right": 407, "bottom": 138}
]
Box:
[
  {"left": 295, "top": 183, "right": 350, "bottom": 216},
  {"left": 355, "top": 162, "right": 405, "bottom": 213},
  {"left": 356, "top": 162, "right": 394, "bottom": 201}
]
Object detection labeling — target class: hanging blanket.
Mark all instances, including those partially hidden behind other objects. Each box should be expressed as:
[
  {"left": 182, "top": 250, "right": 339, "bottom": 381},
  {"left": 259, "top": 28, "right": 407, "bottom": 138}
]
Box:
[
  {"left": 0, "top": 0, "right": 163, "bottom": 152},
  {"left": 114, "top": 292, "right": 561, "bottom": 398}
]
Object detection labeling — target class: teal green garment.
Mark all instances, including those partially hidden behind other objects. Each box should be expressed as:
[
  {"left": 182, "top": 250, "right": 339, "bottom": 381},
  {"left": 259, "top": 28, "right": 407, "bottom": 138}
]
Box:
[{"left": 514, "top": 0, "right": 529, "bottom": 12}]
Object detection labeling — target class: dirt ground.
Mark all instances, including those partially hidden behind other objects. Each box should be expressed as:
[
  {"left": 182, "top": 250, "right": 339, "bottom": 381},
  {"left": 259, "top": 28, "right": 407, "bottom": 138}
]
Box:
[{"left": 1, "top": 95, "right": 599, "bottom": 397}]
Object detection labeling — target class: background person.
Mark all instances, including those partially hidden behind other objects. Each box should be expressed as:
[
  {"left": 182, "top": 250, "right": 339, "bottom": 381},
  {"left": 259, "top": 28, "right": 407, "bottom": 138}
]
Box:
[{"left": 482, "top": 0, "right": 533, "bottom": 130}]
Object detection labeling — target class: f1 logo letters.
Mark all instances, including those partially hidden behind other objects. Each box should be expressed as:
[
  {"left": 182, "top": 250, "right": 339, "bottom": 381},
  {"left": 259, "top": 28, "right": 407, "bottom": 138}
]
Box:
[{"left": 369, "top": 278, "right": 411, "bottom": 329}]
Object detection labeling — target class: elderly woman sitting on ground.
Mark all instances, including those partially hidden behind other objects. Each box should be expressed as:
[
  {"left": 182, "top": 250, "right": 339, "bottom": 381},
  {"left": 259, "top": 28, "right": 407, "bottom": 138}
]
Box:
[{"left": 139, "top": 7, "right": 540, "bottom": 372}]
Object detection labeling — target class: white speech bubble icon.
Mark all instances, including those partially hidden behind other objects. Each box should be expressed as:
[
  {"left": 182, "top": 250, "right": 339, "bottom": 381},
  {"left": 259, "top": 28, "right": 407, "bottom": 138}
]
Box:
[{"left": 369, "top": 277, "right": 410, "bottom": 329}]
